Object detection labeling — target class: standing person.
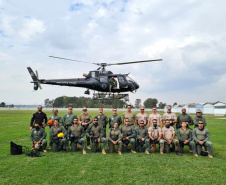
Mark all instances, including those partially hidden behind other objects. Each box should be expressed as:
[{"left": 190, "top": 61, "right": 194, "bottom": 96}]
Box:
[
  {"left": 136, "top": 120, "right": 150, "bottom": 154},
  {"left": 162, "top": 119, "right": 181, "bottom": 156},
  {"left": 107, "top": 122, "right": 123, "bottom": 155},
  {"left": 68, "top": 118, "right": 86, "bottom": 154},
  {"left": 147, "top": 107, "right": 162, "bottom": 129},
  {"left": 48, "top": 109, "right": 63, "bottom": 127},
  {"left": 177, "top": 121, "right": 196, "bottom": 155},
  {"left": 78, "top": 107, "right": 93, "bottom": 149},
  {"left": 109, "top": 108, "right": 122, "bottom": 128},
  {"left": 193, "top": 109, "right": 207, "bottom": 128},
  {"left": 63, "top": 107, "right": 77, "bottom": 129},
  {"left": 148, "top": 119, "right": 164, "bottom": 154},
  {"left": 86, "top": 117, "right": 107, "bottom": 155},
  {"left": 120, "top": 118, "right": 136, "bottom": 153},
  {"left": 30, "top": 105, "right": 47, "bottom": 130},
  {"left": 135, "top": 107, "right": 148, "bottom": 127},
  {"left": 109, "top": 76, "right": 117, "bottom": 94},
  {"left": 49, "top": 119, "right": 67, "bottom": 153},
  {"left": 176, "top": 108, "right": 193, "bottom": 129},
  {"left": 193, "top": 120, "right": 213, "bottom": 158},
  {"left": 30, "top": 123, "right": 47, "bottom": 152},
  {"left": 162, "top": 105, "right": 177, "bottom": 128},
  {"left": 122, "top": 105, "right": 136, "bottom": 127},
  {"left": 95, "top": 108, "right": 108, "bottom": 138}
]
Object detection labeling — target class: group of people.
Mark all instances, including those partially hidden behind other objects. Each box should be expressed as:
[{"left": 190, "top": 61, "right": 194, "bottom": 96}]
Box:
[{"left": 30, "top": 105, "right": 213, "bottom": 158}]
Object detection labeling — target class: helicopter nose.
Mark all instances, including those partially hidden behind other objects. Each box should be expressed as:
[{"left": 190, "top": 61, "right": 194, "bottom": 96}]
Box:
[{"left": 135, "top": 83, "right": 139, "bottom": 89}]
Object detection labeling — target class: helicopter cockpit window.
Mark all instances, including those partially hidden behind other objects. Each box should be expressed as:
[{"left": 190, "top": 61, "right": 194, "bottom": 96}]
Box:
[
  {"left": 91, "top": 72, "right": 96, "bottom": 78},
  {"left": 118, "top": 76, "right": 125, "bottom": 83},
  {"left": 100, "top": 77, "right": 108, "bottom": 83}
]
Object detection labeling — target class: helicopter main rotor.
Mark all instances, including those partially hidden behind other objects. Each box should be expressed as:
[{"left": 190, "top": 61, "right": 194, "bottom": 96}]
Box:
[{"left": 49, "top": 56, "right": 162, "bottom": 73}]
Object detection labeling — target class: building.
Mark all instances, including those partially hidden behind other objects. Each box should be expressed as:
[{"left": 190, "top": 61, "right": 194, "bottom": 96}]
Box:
[
  {"left": 214, "top": 102, "right": 226, "bottom": 115},
  {"left": 203, "top": 101, "right": 220, "bottom": 114}
]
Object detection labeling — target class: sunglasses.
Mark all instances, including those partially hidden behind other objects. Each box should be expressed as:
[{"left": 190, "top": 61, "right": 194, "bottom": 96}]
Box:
[
  {"left": 153, "top": 122, "right": 157, "bottom": 123},
  {"left": 140, "top": 109, "right": 144, "bottom": 110}
]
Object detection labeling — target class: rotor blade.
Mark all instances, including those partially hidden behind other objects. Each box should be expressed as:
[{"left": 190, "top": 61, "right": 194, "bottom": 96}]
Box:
[
  {"left": 49, "top": 56, "right": 98, "bottom": 65},
  {"left": 107, "top": 59, "right": 162, "bottom": 66},
  {"left": 35, "top": 70, "right": 39, "bottom": 79}
]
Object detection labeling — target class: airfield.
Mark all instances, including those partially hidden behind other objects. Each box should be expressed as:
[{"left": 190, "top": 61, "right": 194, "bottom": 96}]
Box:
[{"left": 0, "top": 110, "right": 226, "bottom": 185}]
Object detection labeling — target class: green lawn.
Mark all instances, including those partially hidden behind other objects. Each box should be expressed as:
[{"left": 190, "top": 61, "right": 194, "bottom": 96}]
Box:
[{"left": 0, "top": 110, "right": 226, "bottom": 185}]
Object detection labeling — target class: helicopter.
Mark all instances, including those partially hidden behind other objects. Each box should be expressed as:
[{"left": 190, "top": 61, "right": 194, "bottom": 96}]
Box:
[{"left": 27, "top": 56, "right": 162, "bottom": 99}]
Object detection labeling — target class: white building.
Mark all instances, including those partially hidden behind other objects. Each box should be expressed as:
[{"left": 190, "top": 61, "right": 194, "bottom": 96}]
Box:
[
  {"left": 203, "top": 102, "right": 220, "bottom": 114},
  {"left": 214, "top": 102, "right": 226, "bottom": 115}
]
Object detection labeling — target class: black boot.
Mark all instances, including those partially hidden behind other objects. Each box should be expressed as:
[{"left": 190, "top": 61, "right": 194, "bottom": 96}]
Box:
[{"left": 176, "top": 151, "right": 182, "bottom": 156}]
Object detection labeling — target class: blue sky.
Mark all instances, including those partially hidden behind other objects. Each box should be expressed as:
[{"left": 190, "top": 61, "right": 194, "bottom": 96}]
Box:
[{"left": 0, "top": 0, "right": 225, "bottom": 105}]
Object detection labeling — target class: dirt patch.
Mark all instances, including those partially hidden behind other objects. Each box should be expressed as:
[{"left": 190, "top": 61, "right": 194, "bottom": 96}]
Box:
[
  {"left": 81, "top": 170, "right": 86, "bottom": 174},
  {"left": 17, "top": 138, "right": 28, "bottom": 141}
]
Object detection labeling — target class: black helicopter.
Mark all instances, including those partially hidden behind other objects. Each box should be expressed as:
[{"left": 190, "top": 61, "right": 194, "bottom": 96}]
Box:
[{"left": 27, "top": 56, "right": 162, "bottom": 99}]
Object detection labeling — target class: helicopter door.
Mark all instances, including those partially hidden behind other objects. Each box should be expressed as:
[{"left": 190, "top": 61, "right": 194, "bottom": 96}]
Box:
[{"left": 118, "top": 76, "right": 128, "bottom": 88}]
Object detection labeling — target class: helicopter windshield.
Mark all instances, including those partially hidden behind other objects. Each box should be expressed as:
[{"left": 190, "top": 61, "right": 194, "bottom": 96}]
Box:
[{"left": 126, "top": 75, "right": 135, "bottom": 82}]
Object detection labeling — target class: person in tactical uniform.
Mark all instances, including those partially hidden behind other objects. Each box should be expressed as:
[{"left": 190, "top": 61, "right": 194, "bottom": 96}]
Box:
[
  {"left": 48, "top": 108, "right": 63, "bottom": 149},
  {"left": 78, "top": 107, "right": 93, "bottom": 149},
  {"left": 95, "top": 108, "right": 108, "bottom": 137},
  {"left": 136, "top": 120, "right": 150, "bottom": 154},
  {"left": 109, "top": 76, "right": 117, "bottom": 94},
  {"left": 30, "top": 123, "right": 47, "bottom": 152},
  {"left": 176, "top": 108, "right": 193, "bottom": 129},
  {"left": 193, "top": 109, "right": 207, "bottom": 128},
  {"left": 109, "top": 108, "right": 122, "bottom": 128},
  {"left": 147, "top": 107, "right": 162, "bottom": 128},
  {"left": 122, "top": 105, "right": 136, "bottom": 127},
  {"left": 120, "top": 118, "right": 136, "bottom": 153},
  {"left": 162, "top": 105, "right": 177, "bottom": 128},
  {"left": 107, "top": 122, "right": 123, "bottom": 155},
  {"left": 162, "top": 119, "right": 181, "bottom": 156},
  {"left": 177, "top": 121, "right": 196, "bottom": 155},
  {"left": 86, "top": 117, "right": 107, "bottom": 155},
  {"left": 50, "top": 119, "right": 67, "bottom": 153},
  {"left": 68, "top": 118, "right": 86, "bottom": 154},
  {"left": 63, "top": 107, "right": 77, "bottom": 129},
  {"left": 148, "top": 119, "right": 164, "bottom": 154},
  {"left": 136, "top": 107, "right": 148, "bottom": 127},
  {"left": 30, "top": 105, "right": 47, "bottom": 130},
  {"left": 193, "top": 120, "right": 213, "bottom": 158}
]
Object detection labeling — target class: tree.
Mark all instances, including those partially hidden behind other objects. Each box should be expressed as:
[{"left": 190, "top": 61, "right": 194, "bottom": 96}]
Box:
[
  {"left": 143, "top": 98, "right": 158, "bottom": 108},
  {"left": 134, "top": 99, "right": 141, "bottom": 108},
  {"left": 0, "top": 102, "right": 6, "bottom": 107},
  {"left": 173, "top": 102, "right": 177, "bottom": 107},
  {"left": 158, "top": 102, "right": 167, "bottom": 109},
  {"left": 53, "top": 96, "right": 64, "bottom": 107}
]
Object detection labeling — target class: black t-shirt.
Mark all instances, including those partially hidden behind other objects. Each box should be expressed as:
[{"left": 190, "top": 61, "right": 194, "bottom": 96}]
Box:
[{"left": 30, "top": 112, "right": 47, "bottom": 127}]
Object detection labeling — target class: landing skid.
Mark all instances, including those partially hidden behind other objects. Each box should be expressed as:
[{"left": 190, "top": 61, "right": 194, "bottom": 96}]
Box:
[{"left": 92, "top": 93, "right": 129, "bottom": 100}]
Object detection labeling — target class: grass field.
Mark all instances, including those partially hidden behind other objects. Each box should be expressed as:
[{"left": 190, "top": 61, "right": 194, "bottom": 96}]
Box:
[{"left": 0, "top": 110, "right": 226, "bottom": 185}]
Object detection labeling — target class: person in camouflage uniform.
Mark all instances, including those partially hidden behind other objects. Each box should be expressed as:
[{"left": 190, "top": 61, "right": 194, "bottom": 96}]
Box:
[
  {"left": 86, "top": 117, "right": 107, "bottom": 155},
  {"left": 95, "top": 108, "right": 108, "bottom": 137},
  {"left": 120, "top": 118, "right": 136, "bottom": 153},
  {"left": 109, "top": 108, "right": 122, "bottom": 128},
  {"left": 107, "top": 122, "right": 123, "bottom": 155},
  {"left": 30, "top": 123, "right": 47, "bottom": 152},
  {"left": 193, "top": 120, "right": 213, "bottom": 158},
  {"left": 122, "top": 105, "right": 136, "bottom": 127},
  {"left": 176, "top": 108, "right": 193, "bottom": 129},
  {"left": 109, "top": 76, "right": 117, "bottom": 94},
  {"left": 193, "top": 109, "right": 207, "bottom": 128},
  {"left": 136, "top": 120, "right": 150, "bottom": 154},
  {"left": 68, "top": 118, "right": 86, "bottom": 154},
  {"left": 50, "top": 119, "right": 67, "bottom": 153}
]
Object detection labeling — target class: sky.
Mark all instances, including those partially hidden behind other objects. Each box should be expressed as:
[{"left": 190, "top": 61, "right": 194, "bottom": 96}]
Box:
[{"left": 0, "top": 0, "right": 226, "bottom": 106}]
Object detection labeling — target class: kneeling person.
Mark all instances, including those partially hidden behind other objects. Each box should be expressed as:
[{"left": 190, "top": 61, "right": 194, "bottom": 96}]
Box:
[
  {"left": 177, "top": 121, "right": 195, "bottom": 156},
  {"left": 162, "top": 119, "right": 181, "bottom": 156},
  {"left": 148, "top": 119, "right": 164, "bottom": 154},
  {"left": 50, "top": 119, "right": 67, "bottom": 152},
  {"left": 193, "top": 120, "right": 213, "bottom": 158},
  {"left": 86, "top": 117, "right": 107, "bottom": 155},
  {"left": 136, "top": 120, "right": 150, "bottom": 154},
  {"left": 107, "top": 123, "right": 123, "bottom": 155},
  {"left": 68, "top": 118, "right": 86, "bottom": 154},
  {"left": 120, "top": 118, "right": 136, "bottom": 153},
  {"left": 30, "top": 123, "right": 47, "bottom": 152}
]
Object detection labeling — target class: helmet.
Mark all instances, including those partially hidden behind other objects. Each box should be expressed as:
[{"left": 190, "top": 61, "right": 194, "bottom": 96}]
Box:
[
  {"left": 34, "top": 143, "right": 41, "bottom": 150},
  {"left": 69, "top": 134, "right": 75, "bottom": 139},
  {"left": 47, "top": 119, "right": 53, "bottom": 126},
  {"left": 84, "top": 119, "right": 90, "bottom": 123},
  {"left": 90, "top": 131, "right": 94, "bottom": 136},
  {"left": 196, "top": 109, "right": 202, "bottom": 114},
  {"left": 127, "top": 131, "right": 132, "bottom": 136},
  {"left": 57, "top": 132, "right": 64, "bottom": 138}
]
